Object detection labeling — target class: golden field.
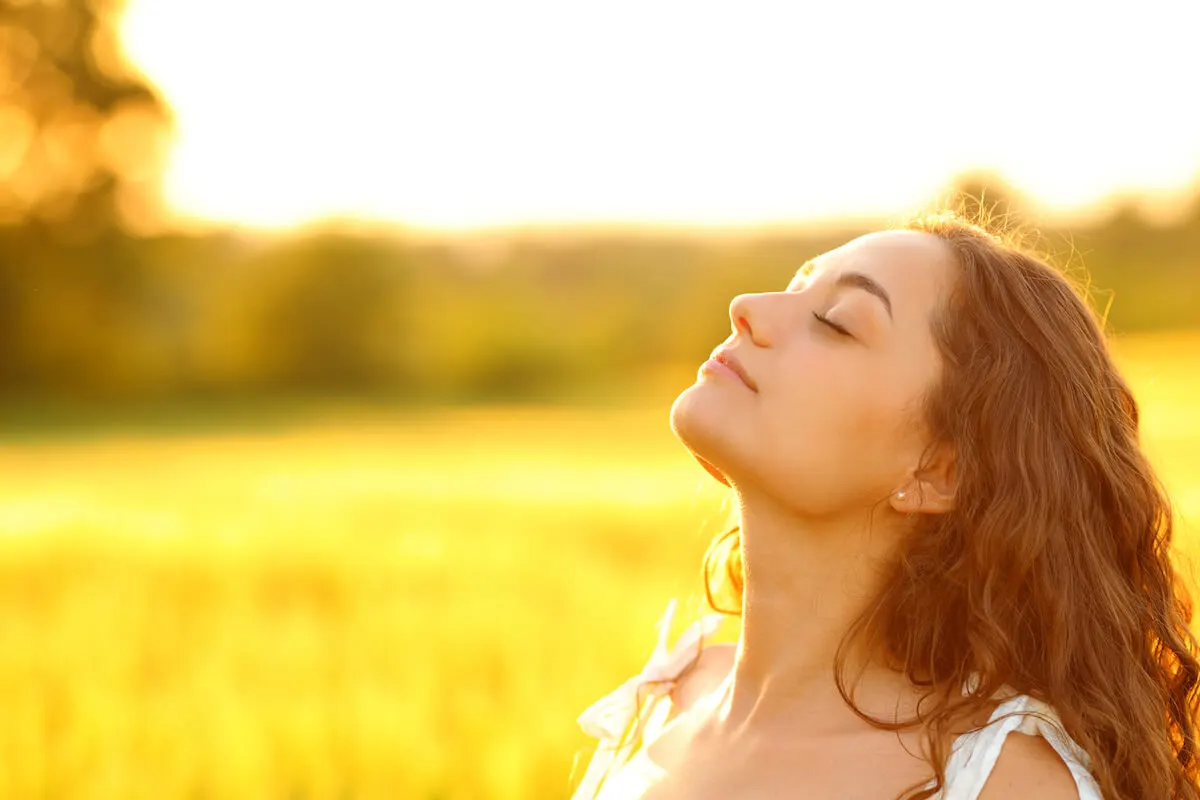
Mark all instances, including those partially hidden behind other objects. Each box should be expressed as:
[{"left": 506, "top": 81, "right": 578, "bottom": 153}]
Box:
[{"left": 0, "top": 331, "right": 1197, "bottom": 800}]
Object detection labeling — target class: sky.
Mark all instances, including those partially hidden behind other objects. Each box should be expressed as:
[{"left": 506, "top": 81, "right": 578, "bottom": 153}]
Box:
[{"left": 120, "top": 0, "right": 1200, "bottom": 232}]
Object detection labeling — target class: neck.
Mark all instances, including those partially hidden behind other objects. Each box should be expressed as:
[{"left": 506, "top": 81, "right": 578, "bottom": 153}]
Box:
[{"left": 715, "top": 488, "right": 916, "bottom": 736}]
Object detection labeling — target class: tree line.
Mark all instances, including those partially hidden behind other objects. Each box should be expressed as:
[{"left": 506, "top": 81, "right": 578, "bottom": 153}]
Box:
[{"left": 2, "top": 196, "right": 1198, "bottom": 405}]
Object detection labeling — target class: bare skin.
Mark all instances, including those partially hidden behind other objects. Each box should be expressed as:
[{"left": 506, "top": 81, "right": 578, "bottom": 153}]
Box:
[
  {"left": 619, "top": 647, "right": 945, "bottom": 796},
  {"left": 591, "top": 231, "right": 1076, "bottom": 798}
]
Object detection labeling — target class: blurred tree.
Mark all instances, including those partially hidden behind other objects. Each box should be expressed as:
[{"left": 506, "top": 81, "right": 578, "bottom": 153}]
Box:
[
  {"left": 0, "top": 0, "right": 172, "bottom": 243},
  {"left": 0, "top": 0, "right": 172, "bottom": 396}
]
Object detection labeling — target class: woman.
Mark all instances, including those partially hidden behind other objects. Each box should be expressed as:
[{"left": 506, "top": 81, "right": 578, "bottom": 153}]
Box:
[{"left": 569, "top": 212, "right": 1200, "bottom": 799}]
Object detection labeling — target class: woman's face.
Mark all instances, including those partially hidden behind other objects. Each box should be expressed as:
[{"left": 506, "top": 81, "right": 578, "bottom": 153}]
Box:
[{"left": 670, "top": 230, "right": 957, "bottom": 515}]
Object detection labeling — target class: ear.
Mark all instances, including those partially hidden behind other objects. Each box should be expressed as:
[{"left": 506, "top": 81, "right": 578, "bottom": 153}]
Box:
[{"left": 891, "top": 441, "right": 956, "bottom": 515}]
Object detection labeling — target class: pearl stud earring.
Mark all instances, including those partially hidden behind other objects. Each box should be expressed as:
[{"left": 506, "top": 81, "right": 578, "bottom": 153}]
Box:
[{"left": 896, "top": 491, "right": 906, "bottom": 499}]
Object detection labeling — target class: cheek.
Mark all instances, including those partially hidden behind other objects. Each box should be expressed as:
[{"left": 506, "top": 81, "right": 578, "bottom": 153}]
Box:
[
  {"left": 763, "top": 387, "right": 860, "bottom": 464},
  {"left": 758, "top": 368, "right": 910, "bottom": 483}
]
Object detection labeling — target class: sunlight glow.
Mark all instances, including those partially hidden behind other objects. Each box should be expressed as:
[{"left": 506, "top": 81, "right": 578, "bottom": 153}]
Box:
[{"left": 120, "top": 0, "right": 1200, "bottom": 231}]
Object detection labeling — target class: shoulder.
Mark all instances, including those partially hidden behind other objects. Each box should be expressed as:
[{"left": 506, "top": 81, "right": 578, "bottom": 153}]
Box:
[
  {"left": 662, "top": 642, "right": 735, "bottom": 724},
  {"left": 976, "top": 730, "right": 1080, "bottom": 800}
]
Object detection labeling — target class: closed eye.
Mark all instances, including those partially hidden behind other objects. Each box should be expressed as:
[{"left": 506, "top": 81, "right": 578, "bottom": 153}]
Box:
[{"left": 812, "top": 310, "right": 852, "bottom": 338}]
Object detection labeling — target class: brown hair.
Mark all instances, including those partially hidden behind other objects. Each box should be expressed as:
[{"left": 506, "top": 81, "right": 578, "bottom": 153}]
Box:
[{"left": 703, "top": 210, "right": 1200, "bottom": 799}]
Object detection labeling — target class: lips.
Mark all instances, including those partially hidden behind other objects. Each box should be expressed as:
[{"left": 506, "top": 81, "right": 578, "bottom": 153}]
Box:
[{"left": 711, "top": 347, "right": 758, "bottom": 392}]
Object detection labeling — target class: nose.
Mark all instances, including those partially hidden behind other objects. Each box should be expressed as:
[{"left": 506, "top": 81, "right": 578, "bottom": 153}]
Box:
[{"left": 729, "top": 293, "right": 768, "bottom": 345}]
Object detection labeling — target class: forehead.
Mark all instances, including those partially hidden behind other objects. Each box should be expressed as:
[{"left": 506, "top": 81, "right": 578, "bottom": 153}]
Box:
[{"left": 799, "top": 230, "right": 957, "bottom": 318}]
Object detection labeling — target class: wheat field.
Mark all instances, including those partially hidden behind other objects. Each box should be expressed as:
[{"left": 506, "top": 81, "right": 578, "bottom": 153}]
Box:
[{"left": 0, "top": 332, "right": 1197, "bottom": 800}]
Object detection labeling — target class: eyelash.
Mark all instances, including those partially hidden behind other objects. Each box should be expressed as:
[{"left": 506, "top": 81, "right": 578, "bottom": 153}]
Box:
[{"left": 812, "top": 310, "right": 851, "bottom": 337}]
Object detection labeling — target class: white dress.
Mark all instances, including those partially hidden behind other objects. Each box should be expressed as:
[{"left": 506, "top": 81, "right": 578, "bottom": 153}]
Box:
[{"left": 571, "top": 600, "right": 1104, "bottom": 800}]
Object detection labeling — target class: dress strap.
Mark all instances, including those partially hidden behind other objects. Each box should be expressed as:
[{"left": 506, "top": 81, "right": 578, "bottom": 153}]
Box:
[
  {"left": 938, "top": 692, "right": 1103, "bottom": 800},
  {"left": 571, "top": 599, "right": 725, "bottom": 799}
]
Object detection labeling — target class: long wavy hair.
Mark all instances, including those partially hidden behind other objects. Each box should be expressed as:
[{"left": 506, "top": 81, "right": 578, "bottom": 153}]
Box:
[{"left": 702, "top": 211, "right": 1200, "bottom": 799}]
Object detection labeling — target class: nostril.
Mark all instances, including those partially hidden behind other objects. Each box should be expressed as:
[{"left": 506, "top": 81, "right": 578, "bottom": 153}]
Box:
[{"left": 729, "top": 294, "right": 758, "bottom": 339}]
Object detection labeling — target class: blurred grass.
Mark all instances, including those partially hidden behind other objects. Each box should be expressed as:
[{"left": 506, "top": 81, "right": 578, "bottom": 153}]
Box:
[{"left": 0, "top": 330, "right": 1197, "bottom": 800}]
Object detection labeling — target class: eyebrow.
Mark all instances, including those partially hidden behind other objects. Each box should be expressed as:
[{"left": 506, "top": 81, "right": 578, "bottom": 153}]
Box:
[
  {"left": 836, "top": 271, "right": 893, "bottom": 320},
  {"left": 795, "top": 261, "right": 892, "bottom": 321}
]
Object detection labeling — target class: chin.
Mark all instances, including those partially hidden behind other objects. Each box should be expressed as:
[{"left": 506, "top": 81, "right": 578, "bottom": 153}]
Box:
[{"left": 670, "top": 382, "right": 733, "bottom": 461}]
